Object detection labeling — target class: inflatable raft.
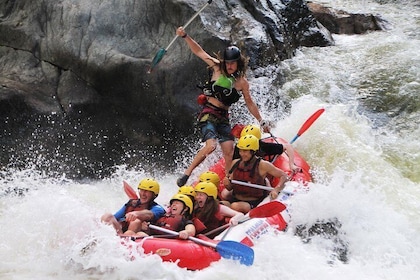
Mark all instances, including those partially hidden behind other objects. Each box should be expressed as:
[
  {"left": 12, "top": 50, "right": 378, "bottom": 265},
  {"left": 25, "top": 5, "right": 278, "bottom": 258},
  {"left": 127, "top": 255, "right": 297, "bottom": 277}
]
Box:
[{"left": 123, "top": 136, "right": 312, "bottom": 270}]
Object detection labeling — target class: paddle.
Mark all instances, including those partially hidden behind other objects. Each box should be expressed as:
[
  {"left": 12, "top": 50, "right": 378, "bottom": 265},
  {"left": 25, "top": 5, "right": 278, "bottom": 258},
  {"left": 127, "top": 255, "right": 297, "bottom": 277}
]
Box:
[
  {"left": 148, "top": 224, "right": 254, "bottom": 266},
  {"left": 123, "top": 180, "right": 138, "bottom": 199},
  {"left": 206, "top": 201, "right": 287, "bottom": 237},
  {"left": 148, "top": 0, "right": 213, "bottom": 73},
  {"left": 231, "top": 180, "right": 295, "bottom": 195},
  {"left": 290, "top": 108, "right": 325, "bottom": 144}
]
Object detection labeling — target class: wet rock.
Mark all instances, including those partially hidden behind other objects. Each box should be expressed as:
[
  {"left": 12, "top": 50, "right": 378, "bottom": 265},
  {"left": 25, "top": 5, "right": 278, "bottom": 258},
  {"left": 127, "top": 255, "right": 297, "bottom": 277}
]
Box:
[
  {"left": 294, "top": 218, "right": 349, "bottom": 263},
  {"left": 307, "top": 1, "right": 389, "bottom": 34}
]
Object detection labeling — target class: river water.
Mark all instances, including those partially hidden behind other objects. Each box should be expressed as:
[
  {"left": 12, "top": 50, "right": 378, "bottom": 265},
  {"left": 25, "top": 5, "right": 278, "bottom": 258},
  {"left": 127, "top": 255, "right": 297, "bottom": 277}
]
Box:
[{"left": 1, "top": 0, "right": 419, "bottom": 279}]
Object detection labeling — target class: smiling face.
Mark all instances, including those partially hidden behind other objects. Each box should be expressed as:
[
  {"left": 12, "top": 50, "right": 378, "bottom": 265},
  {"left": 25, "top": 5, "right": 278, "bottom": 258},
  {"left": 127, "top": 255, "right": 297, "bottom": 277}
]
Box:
[
  {"left": 195, "top": 191, "right": 208, "bottom": 208},
  {"left": 169, "top": 200, "right": 185, "bottom": 215},
  {"left": 239, "top": 149, "right": 253, "bottom": 162},
  {"left": 138, "top": 189, "right": 155, "bottom": 204}
]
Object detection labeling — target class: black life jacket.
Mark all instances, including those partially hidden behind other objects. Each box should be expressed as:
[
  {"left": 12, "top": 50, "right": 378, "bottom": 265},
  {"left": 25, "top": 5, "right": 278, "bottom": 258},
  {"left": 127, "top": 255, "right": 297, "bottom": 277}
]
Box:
[{"left": 203, "top": 75, "right": 242, "bottom": 106}]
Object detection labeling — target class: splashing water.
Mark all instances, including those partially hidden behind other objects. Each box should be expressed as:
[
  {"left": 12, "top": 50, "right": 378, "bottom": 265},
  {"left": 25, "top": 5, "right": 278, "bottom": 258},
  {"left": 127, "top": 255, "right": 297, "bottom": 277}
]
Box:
[{"left": 1, "top": 0, "right": 420, "bottom": 279}]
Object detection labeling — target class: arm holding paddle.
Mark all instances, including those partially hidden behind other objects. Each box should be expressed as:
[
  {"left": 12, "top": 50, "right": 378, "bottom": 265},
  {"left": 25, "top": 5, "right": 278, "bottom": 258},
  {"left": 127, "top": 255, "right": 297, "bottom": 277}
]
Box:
[
  {"left": 219, "top": 204, "right": 245, "bottom": 226},
  {"left": 258, "top": 160, "right": 288, "bottom": 199}
]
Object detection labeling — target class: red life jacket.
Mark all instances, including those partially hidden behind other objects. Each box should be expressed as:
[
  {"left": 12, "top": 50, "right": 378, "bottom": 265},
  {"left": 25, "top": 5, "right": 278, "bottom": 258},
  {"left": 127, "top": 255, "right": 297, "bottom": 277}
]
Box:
[
  {"left": 119, "top": 199, "right": 151, "bottom": 232},
  {"left": 124, "top": 199, "right": 149, "bottom": 214},
  {"left": 231, "top": 157, "right": 267, "bottom": 199},
  {"left": 193, "top": 205, "right": 225, "bottom": 237},
  {"left": 152, "top": 214, "right": 185, "bottom": 233}
]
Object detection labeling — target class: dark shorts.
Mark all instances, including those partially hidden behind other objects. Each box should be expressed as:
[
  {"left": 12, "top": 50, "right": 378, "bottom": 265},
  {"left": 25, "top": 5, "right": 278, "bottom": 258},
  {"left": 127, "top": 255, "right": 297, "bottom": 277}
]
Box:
[
  {"left": 231, "top": 195, "right": 265, "bottom": 209},
  {"left": 199, "top": 119, "right": 234, "bottom": 143}
]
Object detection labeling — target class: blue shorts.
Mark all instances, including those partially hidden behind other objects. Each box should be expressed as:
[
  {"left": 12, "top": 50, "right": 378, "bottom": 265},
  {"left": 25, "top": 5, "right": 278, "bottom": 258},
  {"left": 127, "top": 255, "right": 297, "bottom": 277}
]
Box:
[{"left": 199, "top": 121, "right": 234, "bottom": 143}]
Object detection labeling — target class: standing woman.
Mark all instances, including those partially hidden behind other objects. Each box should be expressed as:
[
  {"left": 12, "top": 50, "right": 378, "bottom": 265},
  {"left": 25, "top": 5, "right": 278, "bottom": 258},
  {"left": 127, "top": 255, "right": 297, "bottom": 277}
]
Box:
[{"left": 175, "top": 26, "right": 269, "bottom": 187}]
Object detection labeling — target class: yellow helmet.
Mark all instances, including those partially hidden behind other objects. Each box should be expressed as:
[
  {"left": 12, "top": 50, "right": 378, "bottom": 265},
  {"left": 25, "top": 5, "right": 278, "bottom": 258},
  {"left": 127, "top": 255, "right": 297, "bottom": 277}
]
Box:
[
  {"left": 240, "top": 124, "right": 262, "bottom": 139},
  {"left": 237, "top": 134, "right": 259, "bottom": 151},
  {"left": 178, "top": 185, "right": 196, "bottom": 197},
  {"left": 194, "top": 182, "right": 218, "bottom": 199},
  {"left": 170, "top": 194, "right": 194, "bottom": 214},
  {"left": 199, "top": 171, "right": 220, "bottom": 187},
  {"left": 138, "top": 178, "right": 160, "bottom": 196}
]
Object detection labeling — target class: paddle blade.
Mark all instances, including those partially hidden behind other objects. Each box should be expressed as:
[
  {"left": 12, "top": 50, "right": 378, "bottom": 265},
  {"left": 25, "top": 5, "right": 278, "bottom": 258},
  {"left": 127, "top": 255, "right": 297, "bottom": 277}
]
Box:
[
  {"left": 249, "top": 201, "right": 287, "bottom": 218},
  {"left": 290, "top": 108, "right": 325, "bottom": 144},
  {"left": 123, "top": 180, "right": 138, "bottom": 199},
  {"left": 148, "top": 48, "right": 167, "bottom": 73},
  {"left": 216, "top": 240, "right": 254, "bottom": 266}
]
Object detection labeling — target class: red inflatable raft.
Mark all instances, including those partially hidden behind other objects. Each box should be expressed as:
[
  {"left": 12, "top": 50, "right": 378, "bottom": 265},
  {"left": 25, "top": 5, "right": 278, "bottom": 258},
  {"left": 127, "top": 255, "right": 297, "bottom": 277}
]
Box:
[{"left": 122, "top": 136, "right": 312, "bottom": 270}]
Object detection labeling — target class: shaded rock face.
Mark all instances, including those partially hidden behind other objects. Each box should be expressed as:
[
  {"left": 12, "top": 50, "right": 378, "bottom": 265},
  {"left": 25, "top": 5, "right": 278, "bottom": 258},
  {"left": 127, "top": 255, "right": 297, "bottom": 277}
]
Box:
[{"left": 0, "top": 0, "right": 376, "bottom": 179}]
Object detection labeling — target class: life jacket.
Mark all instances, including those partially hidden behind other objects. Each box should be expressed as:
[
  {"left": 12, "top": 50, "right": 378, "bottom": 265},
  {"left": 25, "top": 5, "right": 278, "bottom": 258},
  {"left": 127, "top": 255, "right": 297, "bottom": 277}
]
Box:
[
  {"left": 203, "top": 75, "right": 242, "bottom": 107},
  {"left": 230, "top": 156, "right": 267, "bottom": 199},
  {"left": 193, "top": 205, "right": 225, "bottom": 236},
  {"left": 124, "top": 199, "right": 150, "bottom": 214},
  {"left": 151, "top": 214, "right": 185, "bottom": 234},
  {"left": 120, "top": 199, "right": 155, "bottom": 232}
]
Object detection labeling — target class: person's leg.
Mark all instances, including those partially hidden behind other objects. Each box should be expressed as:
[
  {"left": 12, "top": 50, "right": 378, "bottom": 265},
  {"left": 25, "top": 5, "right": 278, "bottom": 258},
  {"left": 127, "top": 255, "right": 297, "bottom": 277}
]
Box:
[
  {"left": 218, "top": 122, "right": 235, "bottom": 176},
  {"left": 177, "top": 121, "right": 218, "bottom": 186},
  {"left": 230, "top": 201, "right": 251, "bottom": 214},
  {"left": 124, "top": 219, "right": 143, "bottom": 235},
  {"left": 220, "top": 140, "right": 234, "bottom": 176},
  {"left": 184, "top": 138, "right": 217, "bottom": 176}
]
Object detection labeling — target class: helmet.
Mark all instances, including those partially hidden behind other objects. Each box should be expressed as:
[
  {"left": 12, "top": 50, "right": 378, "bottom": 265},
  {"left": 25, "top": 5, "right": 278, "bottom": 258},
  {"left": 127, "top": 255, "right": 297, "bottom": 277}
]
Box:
[
  {"left": 178, "top": 185, "right": 196, "bottom": 197},
  {"left": 199, "top": 171, "right": 220, "bottom": 187},
  {"left": 138, "top": 178, "right": 160, "bottom": 196},
  {"left": 170, "top": 194, "right": 194, "bottom": 214},
  {"left": 240, "top": 124, "right": 262, "bottom": 139},
  {"left": 237, "top": 134, "right": 259, "bottom": 151},
  {"left": 194, "top": 182, "right": 218, "bottom": 199},
  {"left": 224, "top": 46, "right": 241, "bottom": 62}
]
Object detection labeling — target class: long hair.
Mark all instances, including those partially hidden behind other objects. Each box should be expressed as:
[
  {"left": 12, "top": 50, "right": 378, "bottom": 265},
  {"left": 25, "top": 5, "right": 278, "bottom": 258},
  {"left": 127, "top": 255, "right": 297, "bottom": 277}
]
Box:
[
  {"left": 215, "top": 52, "right": 249, "bottom": 78},
  {"left": 192, "top": 197, "right": 219, "bottom": 225}
]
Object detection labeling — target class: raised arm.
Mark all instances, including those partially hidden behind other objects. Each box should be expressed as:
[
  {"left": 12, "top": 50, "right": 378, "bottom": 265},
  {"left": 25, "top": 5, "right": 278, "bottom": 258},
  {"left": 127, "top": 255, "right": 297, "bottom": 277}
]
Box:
[{"left": 176, "top": 26, "right": 219, "bottom": 68}]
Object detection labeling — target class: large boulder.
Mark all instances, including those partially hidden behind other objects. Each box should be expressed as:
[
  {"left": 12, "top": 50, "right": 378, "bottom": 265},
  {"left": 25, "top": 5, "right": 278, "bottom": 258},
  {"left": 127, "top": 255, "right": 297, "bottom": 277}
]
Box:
[
  {"left": 307, "top": 1, "right": 389, "bottom": 34},
  {"left": 0, "top": 0, "right": 337, "bottom": 178}
]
